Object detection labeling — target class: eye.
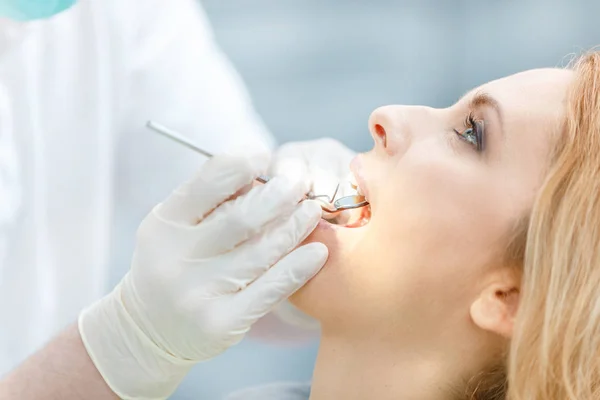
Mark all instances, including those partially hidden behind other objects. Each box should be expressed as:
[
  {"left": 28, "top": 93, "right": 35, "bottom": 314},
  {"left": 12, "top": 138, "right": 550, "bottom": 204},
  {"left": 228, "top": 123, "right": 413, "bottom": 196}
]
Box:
[{"left": 454, "top": 113, "right": 485, "bottom": 151}]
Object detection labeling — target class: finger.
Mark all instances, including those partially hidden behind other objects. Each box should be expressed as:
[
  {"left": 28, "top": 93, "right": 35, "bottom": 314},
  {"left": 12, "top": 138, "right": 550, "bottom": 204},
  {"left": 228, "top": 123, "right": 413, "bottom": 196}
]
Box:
[
  {"left": 181, "top": 200, "right": 322, "bottom": 297},
  {"left": 309, "top": 168, "right": 341, "bottom": 202},
  {"left": 269, "top": 143, "right": 338, "bottom": 200},
  {"left": 233, "top": 242, "right": 328, "bottom": 322},
  {"left": 307, "top": 139, "right": 355, "bottom": 199},
  {"left": 272, "top": 300, "right": 321, "bottom": 330},
  {"left": 316, "top": 171, "right": 356, "bottom": 222},
  {"left": 268, "top": 155, "right": 309, "bottom": 188},
  {"left": 270, "top": 139, "right": 356, "bottom": 201},
  {"left": 189, "top": 176, "right": 310, "bottom": 258},
  {"left": 157, "top": 153, "right": 269, "bottom": 225}
]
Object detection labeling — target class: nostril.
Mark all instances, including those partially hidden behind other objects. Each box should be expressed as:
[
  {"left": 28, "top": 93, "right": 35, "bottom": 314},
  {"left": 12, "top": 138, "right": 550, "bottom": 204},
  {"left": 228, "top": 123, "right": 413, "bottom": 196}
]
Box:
[{"left": 374, "top": 124, "right": 387, "bottom": 147}]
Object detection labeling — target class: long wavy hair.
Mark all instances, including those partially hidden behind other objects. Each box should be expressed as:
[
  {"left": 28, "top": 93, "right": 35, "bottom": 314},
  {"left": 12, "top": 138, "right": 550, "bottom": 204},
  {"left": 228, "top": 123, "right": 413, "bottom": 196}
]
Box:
[
  {"left": 508, "top": 51, "right": 600, "bottom": 399},
  {"left": 466, "top": 51, "right": 600, "bottom": 399}
]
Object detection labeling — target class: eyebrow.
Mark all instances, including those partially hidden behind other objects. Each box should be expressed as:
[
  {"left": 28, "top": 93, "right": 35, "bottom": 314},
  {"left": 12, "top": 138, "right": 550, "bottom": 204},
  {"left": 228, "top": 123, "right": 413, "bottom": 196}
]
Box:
[{"left": 469, "top": 91, "right": 504, "bottom": 129}]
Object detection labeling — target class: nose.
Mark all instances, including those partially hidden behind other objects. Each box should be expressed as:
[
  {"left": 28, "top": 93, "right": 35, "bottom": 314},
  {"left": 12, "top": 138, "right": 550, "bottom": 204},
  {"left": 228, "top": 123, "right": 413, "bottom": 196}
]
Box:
[
  {"left": 368, "top": 105, "right": 435, "bottom": 156},
  {"left": 368, "top": 105, "right": 408, "bottom": 156}
]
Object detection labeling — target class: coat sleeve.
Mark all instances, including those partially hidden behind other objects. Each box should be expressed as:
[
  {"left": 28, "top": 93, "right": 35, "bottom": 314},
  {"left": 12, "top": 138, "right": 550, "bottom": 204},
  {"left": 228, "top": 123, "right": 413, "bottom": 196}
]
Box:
[{"left": 110, "top": 0, "right": 275, "bottom": 281}]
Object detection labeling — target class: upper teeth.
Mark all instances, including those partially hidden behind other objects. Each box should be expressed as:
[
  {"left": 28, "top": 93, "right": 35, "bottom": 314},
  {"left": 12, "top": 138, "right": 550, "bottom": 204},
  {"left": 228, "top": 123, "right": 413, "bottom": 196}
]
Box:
[
  {"left": 348, "top": 172, "right": 365, "bottom": 198},
  {"left": 348, "top": 172, "right": 358, "bottom": 188},
  {"left": 355, "top": 183, "right": 364, "bottom": 196}
]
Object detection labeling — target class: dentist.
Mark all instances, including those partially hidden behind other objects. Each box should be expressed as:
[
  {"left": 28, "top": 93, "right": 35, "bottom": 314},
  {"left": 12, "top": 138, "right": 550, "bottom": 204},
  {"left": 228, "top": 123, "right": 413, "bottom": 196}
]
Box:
[
  {"left": 2, "top": 153, "right": 330, "bottom": 399},
  {"left": 0, "top": 0, "right": 356, "bottom": 398}
]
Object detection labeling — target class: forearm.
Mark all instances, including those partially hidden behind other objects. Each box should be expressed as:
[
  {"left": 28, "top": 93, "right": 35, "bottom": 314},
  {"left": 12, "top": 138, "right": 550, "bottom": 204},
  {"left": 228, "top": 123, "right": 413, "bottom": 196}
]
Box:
[{"left": 0, "top": 324, "right": 117, "bottom": 400}]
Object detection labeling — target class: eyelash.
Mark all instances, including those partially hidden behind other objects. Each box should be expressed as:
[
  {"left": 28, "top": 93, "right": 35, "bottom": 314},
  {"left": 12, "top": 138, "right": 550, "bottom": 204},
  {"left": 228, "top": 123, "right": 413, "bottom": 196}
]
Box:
[{"left": 453, "top": 113, "right": 485, "bottom": 152}]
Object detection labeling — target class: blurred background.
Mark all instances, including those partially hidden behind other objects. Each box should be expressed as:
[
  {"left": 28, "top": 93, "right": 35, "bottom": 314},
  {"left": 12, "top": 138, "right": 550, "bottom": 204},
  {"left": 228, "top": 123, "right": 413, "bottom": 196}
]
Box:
[{"left": 109, "top": 0, "right": 599, "bottom": 398}]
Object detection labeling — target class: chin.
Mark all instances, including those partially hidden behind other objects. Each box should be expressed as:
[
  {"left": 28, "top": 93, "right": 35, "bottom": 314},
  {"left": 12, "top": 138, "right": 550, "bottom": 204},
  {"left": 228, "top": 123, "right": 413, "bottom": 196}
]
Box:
[{"left": 291, "top": 206, "right": 372, "bottom": 319}]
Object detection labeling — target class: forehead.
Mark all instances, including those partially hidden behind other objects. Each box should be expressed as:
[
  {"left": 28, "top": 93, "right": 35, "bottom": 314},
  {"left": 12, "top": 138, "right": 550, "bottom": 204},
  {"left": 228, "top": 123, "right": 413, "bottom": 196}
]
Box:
[
  {"left": 476, "top": 68, "right": 572, "bottom": 125},
  {"left": 458, "top": 68, "right": 572, "bottom": 164},
  {"left": 484, "top": 68, "right": 571, "bottom": 99},
  {"left": 469, "top": 69, "right": 573, "bottom": 222}
]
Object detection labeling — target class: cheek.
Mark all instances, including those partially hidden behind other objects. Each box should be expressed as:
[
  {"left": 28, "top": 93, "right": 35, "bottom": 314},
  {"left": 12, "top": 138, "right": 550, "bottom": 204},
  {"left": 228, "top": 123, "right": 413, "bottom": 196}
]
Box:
[
  {"left": 291, "top": 154, "right": 520, "bottom": 327},
  {"left": 375, "top": 163, "right": 512, "bottom": 297},
  {"left": 289, "top": 221, "right": 369, "bottom": 322},
  {"left": 387, "top": 160, "right": 512, "bottom": 266},
  {"left": 336, "top": 169, "right": 515, "bottom": 325}
]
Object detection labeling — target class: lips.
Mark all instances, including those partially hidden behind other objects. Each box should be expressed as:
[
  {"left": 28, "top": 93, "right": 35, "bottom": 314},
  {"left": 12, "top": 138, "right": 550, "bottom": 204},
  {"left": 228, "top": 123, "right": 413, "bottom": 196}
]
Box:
[
  {"left": 318, "top": 155, "right": 372, "bottom": 229},
  {"left": 350, "top": 156, "right": 369, "bottom": 202},
  {"left": 335, "top": 155, "right": 371, "bottom": 228}
]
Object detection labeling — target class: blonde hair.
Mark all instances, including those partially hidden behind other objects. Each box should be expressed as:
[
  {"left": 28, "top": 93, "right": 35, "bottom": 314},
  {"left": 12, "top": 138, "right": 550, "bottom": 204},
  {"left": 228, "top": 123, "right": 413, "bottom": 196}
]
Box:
[
  {"left": 506, "top": 51, "right": 600, "bottom": 399},
  {"left": 464, "top": 51, "right": 600, "bottom": 400}
]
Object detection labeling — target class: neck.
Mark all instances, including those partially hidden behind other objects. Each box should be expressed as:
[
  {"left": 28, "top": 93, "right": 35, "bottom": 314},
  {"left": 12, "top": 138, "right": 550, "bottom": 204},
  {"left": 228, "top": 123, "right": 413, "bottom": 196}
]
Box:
[{"left": 309, "top": 329, "right": 466, "bottom": 400}]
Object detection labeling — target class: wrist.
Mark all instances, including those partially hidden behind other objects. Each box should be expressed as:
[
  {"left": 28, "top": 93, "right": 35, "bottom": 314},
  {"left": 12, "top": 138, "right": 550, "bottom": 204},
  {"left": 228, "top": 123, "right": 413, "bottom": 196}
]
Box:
[{"left": 78, "top": 281, "right": 195, "bottom": 399}]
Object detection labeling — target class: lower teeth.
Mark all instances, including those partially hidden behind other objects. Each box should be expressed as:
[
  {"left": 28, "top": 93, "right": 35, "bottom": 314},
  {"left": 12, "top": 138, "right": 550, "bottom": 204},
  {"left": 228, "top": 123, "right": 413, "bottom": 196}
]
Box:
[{"left": 344, "top": 205, "right": 371, "bottom": 227}]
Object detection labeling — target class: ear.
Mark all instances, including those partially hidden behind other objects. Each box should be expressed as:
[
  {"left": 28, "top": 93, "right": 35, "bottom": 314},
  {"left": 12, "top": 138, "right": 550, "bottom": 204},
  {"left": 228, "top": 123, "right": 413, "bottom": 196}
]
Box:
[{"left": 470, "top": 271, "right": 520, "bottom": 338}]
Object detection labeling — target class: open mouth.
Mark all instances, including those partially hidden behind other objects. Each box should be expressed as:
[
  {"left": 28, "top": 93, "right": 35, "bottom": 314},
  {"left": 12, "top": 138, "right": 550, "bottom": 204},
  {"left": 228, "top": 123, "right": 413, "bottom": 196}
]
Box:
[
  {"left": 323, "top": 171, "right": 372, "bottom": 228},
  {"left": 336, "top": 204, "right": 372, "bottom": 227}
]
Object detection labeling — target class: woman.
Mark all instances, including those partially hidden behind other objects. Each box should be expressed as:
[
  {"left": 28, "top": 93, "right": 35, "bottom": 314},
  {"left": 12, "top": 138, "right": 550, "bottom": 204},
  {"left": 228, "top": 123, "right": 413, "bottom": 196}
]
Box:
[{"left": 230, "top": 51, "right": 600, "bottom": 399}]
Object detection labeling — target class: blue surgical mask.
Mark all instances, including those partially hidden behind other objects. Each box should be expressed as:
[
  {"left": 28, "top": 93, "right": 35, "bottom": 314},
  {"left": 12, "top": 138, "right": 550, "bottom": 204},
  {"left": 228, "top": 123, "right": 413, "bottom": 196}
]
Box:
[{"left": 0, "top": 0, "right": 77, "bottom": 21}]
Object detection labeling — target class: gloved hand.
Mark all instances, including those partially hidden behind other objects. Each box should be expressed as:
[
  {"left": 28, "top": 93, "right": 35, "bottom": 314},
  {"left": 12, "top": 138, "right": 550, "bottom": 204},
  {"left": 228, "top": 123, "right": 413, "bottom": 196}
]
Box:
[
  {"left": 268, "top": 138, "right": 356, "bottom": 329},
  {"left": 79, "top": 154, "right": 328, "bottom": 400},
  {"left": 269, "top": 138, "right": 357, "bottom": 203}
]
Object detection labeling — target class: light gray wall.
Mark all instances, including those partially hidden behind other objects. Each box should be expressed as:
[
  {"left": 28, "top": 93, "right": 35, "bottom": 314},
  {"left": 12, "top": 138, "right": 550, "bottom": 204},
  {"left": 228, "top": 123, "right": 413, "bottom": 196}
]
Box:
[{"left": 201, "top": 1, "right": 597, "bottom": 153}]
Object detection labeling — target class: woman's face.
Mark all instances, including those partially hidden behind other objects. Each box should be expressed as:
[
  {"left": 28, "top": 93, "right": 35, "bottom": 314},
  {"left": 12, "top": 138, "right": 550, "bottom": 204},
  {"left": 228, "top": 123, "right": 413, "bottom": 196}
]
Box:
[{"left": 293, "top": 69, "right": 572, "bottom": 339}]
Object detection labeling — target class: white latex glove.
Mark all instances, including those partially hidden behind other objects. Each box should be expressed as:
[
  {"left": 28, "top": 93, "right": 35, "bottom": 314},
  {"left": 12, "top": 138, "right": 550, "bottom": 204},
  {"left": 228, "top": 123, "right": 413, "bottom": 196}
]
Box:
[
  {"left": 79, "top": 154, "right": 328, "bottom": 400},
  {"left": 268, "top": 138, "right": 356, "bottom": 329},
  {"left": 270, "top": 138, "right": 357, "bottom": 202}
]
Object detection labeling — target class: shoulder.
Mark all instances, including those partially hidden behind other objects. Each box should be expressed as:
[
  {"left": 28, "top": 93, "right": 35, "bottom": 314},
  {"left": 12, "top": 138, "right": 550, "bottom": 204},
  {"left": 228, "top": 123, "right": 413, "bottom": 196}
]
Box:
[{"left": 225, "top": 382, "right": 311, "bottom": 400}]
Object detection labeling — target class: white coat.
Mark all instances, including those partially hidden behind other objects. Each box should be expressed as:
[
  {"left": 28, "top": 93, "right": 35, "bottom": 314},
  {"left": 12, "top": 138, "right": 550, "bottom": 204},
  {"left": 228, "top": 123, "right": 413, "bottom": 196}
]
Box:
[{"left": 0, "top": 0, "right": 274, "bottom": 374}]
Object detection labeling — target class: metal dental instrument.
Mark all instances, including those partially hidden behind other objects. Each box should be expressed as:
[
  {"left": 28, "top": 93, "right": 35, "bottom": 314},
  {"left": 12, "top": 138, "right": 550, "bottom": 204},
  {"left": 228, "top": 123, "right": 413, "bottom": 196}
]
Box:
[
  {"left": 146, "top": 121, "right": 269, "bottom": 184},
  {"left": 146, "top": 121, "right": 369, "bottom": 213}
]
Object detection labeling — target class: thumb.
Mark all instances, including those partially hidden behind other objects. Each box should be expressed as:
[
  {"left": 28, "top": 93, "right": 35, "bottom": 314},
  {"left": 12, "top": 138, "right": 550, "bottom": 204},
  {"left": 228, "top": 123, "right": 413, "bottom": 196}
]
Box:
[
  {"left": 268, "top": 155, "right": 309, "bottom": 186},
  {"left": 157, "top": 154, "right": 269, "bottom": 225},
  {"left": 235, "top": 242, "right": 328, "bottom": 321}
]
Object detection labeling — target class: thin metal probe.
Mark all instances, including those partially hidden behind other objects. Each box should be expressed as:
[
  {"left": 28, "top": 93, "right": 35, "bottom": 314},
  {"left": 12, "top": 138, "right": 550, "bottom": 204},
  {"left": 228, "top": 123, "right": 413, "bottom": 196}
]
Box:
[
  {"left": 147, "top": 121, "right": 269, "bottom": 184},
  {"left": 146, "top": 120, "right": 368, "bottom": 212}
]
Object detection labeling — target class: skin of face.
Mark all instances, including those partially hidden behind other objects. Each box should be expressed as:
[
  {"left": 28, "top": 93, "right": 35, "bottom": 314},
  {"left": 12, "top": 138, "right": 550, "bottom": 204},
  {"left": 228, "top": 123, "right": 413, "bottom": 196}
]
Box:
[{"left": 292, "top": 69, "right": 572, "bottom": 345}]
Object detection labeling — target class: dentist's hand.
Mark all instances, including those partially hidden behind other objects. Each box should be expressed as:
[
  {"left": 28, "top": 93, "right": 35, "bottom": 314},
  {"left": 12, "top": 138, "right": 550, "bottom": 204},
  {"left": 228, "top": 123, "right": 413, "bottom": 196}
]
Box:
[
  {"left": 78, "top": 154, "right": 328, "bottom": 400},
  {"left": 270, "top": 138, "right": 357, "bottom": 202},
  {"left": 268, "top": 138, "right": 355, "bottom": 329}
]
